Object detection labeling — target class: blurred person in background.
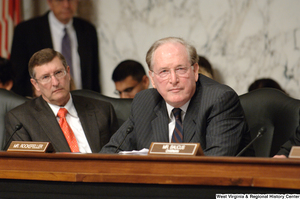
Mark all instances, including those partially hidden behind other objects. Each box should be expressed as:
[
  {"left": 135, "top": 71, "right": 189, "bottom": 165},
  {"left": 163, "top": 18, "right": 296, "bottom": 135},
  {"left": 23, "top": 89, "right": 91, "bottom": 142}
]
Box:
[{"left": 112, "top": 59, "right": 149, "bottom": 98}]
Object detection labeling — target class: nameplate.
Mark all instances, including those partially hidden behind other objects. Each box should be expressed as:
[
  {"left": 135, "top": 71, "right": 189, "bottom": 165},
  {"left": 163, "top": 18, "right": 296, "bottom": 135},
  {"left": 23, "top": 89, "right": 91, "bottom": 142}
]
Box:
[
  {"left": 289, "top": 146, "right": 300, "bottom": 158},
  {"left": 7, "top": 141, "right": 55, "bottom": 153},
  {"left": 148, "top": 142, "right": 204, "bottom": 156}
]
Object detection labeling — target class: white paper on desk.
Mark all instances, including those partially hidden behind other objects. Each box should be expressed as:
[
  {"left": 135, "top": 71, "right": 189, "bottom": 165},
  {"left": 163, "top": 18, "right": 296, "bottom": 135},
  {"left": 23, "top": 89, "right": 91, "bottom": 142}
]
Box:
[{"left": 118, "top": 148, "right": 149, "bottom": 155}]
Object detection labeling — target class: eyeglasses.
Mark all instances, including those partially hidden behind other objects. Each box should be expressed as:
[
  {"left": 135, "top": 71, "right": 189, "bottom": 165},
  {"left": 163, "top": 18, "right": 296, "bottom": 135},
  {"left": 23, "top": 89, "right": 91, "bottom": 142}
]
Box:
[
  {"left": 114, "top": 82, "right": 140, "bottom": 96},
  {"left": 34, "top": 70, "right": 67, "bottom": 84},
  {"left": 151, "top": 65, "right": 193, "bottom": 79}
]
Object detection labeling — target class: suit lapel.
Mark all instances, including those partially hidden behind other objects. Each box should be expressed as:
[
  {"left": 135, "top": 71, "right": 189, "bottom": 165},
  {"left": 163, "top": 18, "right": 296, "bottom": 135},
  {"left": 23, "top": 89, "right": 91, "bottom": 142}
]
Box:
[
  {"left": 73, "top": 96, "right": 99, "bottom": 152},
  {"left": 33, "top": 97, "right": 70, "bottom": 152},
  {"left": 151, "top": 101, "right": 169, "bottom": 142},
  {"left": 183, "top": 83, "right": 202, "bottom": 143}
]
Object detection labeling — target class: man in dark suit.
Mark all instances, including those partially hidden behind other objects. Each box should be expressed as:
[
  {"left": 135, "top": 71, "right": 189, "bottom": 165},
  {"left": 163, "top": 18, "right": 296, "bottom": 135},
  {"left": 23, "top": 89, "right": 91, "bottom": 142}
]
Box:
[
  {"left": 10, "top": 0, "right": 100, "bottom": 97},
  {"left": 101, "top": 37, "right": 252, "bottom": 156},
  {"left": 5, "top": 48, "right": 117, "bottom": 152}
]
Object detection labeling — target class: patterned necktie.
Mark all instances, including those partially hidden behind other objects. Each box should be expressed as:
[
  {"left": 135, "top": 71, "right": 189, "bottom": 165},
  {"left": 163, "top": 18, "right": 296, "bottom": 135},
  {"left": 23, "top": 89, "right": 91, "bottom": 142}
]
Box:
[
  {"left": 171, "top": 108, "right": 183, "bottom": 143},
  {"left": 57, "top": 108, "right": 79, "bottom": 152},
  {"left": 61, "top": 27, "right": 73, "bottom": 77}
]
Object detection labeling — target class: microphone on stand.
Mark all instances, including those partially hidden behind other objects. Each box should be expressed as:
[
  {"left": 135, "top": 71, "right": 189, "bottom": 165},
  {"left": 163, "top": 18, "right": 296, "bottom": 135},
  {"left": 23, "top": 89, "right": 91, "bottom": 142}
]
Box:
[
  {"left": 236, "top": 127, "right": 266, "bottom": 157},
  {"left": 3, "top": 123, "right": 23, "bottom": 150},
  {"left": 115, "top": 126, "right": 134, "bottom": 153}
]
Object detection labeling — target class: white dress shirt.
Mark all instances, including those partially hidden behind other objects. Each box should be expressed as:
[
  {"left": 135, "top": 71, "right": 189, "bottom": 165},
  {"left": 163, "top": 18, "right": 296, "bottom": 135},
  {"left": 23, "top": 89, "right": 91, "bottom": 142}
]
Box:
[
  {"left": 48, "top": 94, "right": 92, "bottom": 153},
  {"left": 48, "top": 11, "right": 82, "bottom": 89}
]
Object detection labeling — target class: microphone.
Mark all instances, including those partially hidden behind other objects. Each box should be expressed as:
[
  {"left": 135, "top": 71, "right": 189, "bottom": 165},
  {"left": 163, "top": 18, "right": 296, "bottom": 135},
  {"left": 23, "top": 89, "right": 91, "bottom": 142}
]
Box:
[
  {"left": 3, "top": 123, "right": 23, "bottom": 150},
  {"left": 236, "top": 127, "right": 266, "bottom": 157},
  {"left": 115, "top": 125, "right": 134, "bottom": 153}
]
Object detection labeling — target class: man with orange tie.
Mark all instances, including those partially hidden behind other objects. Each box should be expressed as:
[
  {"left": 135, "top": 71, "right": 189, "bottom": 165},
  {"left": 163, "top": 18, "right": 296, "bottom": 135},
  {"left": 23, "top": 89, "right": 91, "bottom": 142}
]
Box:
[
  {"left": 10, "top": 0, "right": 100, "bottom": 97},
  {"left": 5, "top": 48, "right": 118, "bottom": 152}
]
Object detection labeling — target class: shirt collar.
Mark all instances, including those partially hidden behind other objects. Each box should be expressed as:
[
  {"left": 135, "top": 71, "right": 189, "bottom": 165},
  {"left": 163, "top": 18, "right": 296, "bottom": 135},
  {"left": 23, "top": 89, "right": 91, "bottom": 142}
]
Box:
[
  {"left": 166, "top": 100, "right": 190, "bottom": 120},
  {"left": 48, "top": 94, "right": 77, "bottom": 118},
  {"left": 49, "top": 11, "right": 73, "bottom": 31}
]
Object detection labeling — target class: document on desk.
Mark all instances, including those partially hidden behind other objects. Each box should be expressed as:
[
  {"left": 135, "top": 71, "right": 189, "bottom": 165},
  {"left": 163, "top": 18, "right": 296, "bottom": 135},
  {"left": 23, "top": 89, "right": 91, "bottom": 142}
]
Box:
[{"left": 118, "top": 148, "right": 149, "bottom": 155}]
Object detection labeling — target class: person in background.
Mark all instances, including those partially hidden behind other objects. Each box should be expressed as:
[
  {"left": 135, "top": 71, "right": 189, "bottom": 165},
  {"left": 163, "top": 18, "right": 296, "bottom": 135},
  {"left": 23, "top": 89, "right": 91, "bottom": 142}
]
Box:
[
  {"left": 101, "top": 37, "right": 252, "bottom": 156},
  {"left": 112, "top": 59, "right": 149, "bottom": 98},
  {"left": 248, "top": 78, "right": 286, "bottom": 94},
  {"left": 198, "top": 55, "right": 214, "bottom": 79},
  {"left": 5, "top": 48, "right": 118, "bottom": 152},
  {"left": 10, "top": 0, "right": 100, "bottom": 97},
  {"left": 0, "top": 57, "right": 14, "bottom": 91}
]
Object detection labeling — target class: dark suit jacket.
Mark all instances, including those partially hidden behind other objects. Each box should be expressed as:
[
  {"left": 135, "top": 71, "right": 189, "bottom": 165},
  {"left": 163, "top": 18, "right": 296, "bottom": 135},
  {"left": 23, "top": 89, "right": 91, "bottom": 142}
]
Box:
[
  {"left": 5, "top": 95, "right": 118, "bottom": 152},
  {"left": 277, "top": 122, "right": 300, "bottom": 157},
  {"left": 101, "top": 75, "right": 252, "bottom": 156},
  {"left": 10, "top": 11, "right": 100, "bottom": 97}
]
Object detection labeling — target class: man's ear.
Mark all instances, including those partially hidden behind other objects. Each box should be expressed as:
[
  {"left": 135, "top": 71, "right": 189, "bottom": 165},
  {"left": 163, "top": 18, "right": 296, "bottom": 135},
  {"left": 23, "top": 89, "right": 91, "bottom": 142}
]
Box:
[
  {"left": 148, "top": 71, "right": 156, "bottom": 89},
  {"left": 30, "top": 78, "right": 40, "bottom": 92},
  {"left": 193, "top": 63, "right": 200, "bottom": 82},
  {"left": 142, "top": 75, "right": 150, "bottom": 89},
  {"left": 66, "top": 66, "right": 71, "bottom": 81}
]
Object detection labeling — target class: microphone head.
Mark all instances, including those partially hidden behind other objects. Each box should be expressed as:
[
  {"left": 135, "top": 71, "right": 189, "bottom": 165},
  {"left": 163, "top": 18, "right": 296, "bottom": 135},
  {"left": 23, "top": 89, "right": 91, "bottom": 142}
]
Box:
[
  {"left": 15, "top": 124, "right": 23, "bottom": 130},
  {"left": 259, "top": 127, "right": 266, "bottom": 134},
  {"left": 257, "top": 127, "right": 266, "bottom": 137},
  {"left": 126, "top": 126, "right": 134, "bottom": 134}
]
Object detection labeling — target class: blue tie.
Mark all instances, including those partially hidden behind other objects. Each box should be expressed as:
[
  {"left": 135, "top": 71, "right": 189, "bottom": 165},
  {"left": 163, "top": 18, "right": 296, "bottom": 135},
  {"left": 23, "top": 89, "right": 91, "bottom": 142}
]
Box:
[
  {"left": 171, "top": 108, "right": 183, "bottom": 143},
  {"left": 61, "top": 27, "right": 73, "bottom": 77}
]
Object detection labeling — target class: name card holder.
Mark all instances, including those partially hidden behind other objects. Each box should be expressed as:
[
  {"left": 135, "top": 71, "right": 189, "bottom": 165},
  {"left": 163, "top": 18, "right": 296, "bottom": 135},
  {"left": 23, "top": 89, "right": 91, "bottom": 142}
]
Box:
[
  {"left": 148, "top": 142, "right": 204, "bottom": 156},
  {"left": 7, "top": 141, "right": 55, "bottom": 153},
  {"left": 289, "top": 146, "right": 300, "bottom": 158}
]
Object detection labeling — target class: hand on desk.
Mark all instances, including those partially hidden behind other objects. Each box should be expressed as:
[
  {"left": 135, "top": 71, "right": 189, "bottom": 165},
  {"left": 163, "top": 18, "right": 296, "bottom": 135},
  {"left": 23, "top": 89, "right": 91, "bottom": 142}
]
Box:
[{"left": 273, "top": 155, "right": 287, "bottom": 158}]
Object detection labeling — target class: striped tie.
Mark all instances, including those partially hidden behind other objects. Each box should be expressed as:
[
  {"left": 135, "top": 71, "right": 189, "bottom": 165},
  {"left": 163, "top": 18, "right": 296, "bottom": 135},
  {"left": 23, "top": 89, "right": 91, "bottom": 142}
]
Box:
[
  {"left": 57, "top": 108, "right": 79, "bottom": 152},
  {"left": 171, "top": 108, "right": 183, "bottom": 143},
  {"left": 61, "top": 27, "right": 73, "bottom": 77}
]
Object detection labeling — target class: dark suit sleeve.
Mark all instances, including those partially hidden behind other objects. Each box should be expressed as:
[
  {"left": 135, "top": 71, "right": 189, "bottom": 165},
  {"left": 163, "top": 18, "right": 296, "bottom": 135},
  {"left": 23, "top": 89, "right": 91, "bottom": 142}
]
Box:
[
  {"left": 100, "top": 117, "right": 135, "bottom": 153},
  {"left": 203, "top": 89, "right": 249, "bottom": 156},
  {"left": 100, "top": 89, "right": 159, "bottom": 154},
  {"left": 5, "top": 110, "right": 32, "bottom": 147},
  {"left": 276, "top": 123, "right": 300, "bottom": 157},
  {"left": 10, "top": 23, "right": 33, "bottom": 97}
]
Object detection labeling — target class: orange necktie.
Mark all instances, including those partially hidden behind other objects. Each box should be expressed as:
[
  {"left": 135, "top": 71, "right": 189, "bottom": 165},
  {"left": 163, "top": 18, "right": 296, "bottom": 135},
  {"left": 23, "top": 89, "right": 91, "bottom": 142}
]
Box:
[{"left": 57, "top": 108, "right": 79, "bottom": 152}]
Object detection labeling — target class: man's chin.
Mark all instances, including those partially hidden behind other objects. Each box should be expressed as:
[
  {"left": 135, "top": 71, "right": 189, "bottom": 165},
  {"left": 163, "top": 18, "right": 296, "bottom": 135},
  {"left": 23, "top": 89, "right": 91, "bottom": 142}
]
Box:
[
  {"left": 166, "top": 97, "right": 186, "bottom": 107},
  {"left": 50, "top": 96, "right": 69, "bottom": 106},
  {"left": 51, "top": 91, "right": 69, "bottom": 100}
]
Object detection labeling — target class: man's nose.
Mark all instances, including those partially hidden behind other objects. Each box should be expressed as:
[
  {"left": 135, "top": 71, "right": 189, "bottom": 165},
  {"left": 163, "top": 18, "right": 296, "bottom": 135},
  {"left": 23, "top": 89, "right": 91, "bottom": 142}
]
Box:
[
  {"left": 62, "top": 0, "right": 71, "bottom": 7},
  {"left": 51, "top": 75, "right": 60, "bottom": 85},
  {"left": 169, "top": 70, "right": 178, "bottom": 84}
]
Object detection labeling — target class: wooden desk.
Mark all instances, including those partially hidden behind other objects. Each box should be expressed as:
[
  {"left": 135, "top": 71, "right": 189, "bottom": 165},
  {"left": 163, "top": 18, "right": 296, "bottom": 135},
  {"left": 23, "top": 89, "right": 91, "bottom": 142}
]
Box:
[{"left": 0, "top": 152, "right": 299, "bottom": 198}]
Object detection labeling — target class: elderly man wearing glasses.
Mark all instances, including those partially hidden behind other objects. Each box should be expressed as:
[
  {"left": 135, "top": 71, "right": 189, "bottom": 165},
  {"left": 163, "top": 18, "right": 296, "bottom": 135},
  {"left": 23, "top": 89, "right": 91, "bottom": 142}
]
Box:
[
  {"left": 101, "top": 37, "right": 253, "bottom": 156},
  {"left": 5, "top": 48, "right": 118, "bottom": 153}
]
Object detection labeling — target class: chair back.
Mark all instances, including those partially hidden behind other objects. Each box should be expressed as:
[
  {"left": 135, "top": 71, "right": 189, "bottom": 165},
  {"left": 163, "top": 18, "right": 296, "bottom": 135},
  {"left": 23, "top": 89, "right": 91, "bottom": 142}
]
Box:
[
  {"left": 239, "top": 88, "right": 300, "bottom": 157},
  {"left": 71, "top": 89, "right": 132, "bottom": 126},
  {"left": 0, "top": 89, "right": 29, "bottom": 149}
]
